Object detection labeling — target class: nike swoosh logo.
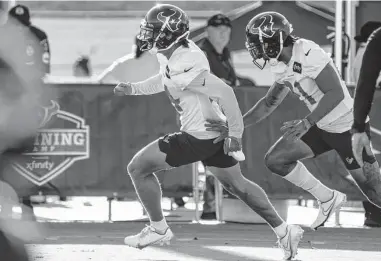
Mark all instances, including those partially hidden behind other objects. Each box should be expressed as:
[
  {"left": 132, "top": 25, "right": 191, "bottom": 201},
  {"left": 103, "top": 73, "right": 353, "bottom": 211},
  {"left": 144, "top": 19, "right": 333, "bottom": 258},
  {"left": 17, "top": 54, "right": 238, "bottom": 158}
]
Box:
[
  {"left": 305, "top": 49, "right": 311, "bottom": 56},
  {"left": 136, "top": 237, "right": 163, "bottom": 249},
  {"left": 322, "top": 196, "right": 336, "bottom": 216},
  {"left": 279, "top": 226, "right": 290, "bottom": 251},
  {"left": 184, "top": 67, "right": 193, "bottom": 72},
  {"left": 202, "top": 78, "right": 206, "bottom": 86},
  {"left": 135, "top": 228, "right": 170, "bottom": 249}
]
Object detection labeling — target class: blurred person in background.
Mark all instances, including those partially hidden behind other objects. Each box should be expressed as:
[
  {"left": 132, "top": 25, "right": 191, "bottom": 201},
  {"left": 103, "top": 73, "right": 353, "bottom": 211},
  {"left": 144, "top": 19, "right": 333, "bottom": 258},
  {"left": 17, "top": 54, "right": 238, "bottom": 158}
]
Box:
[
  {"left": 73, "top": 55, "right": 92, "bottom": 77},
  {"left": 197, "top": 14, "right": 255, "bottom": 220},
  {"left": 97, "top": 34, "right": 159, "bottom": 83},
  {"left": 8, "top": 4, "right": 51, "bottom": 78},
  {"left": 351, "top": 24, "right": 381, "bottom": 228},
  {"left": 73, "top": 46, "right": 98, "bottom": 78},
  {"left": 198, "top": 14, "right": 255, "bottom": 87}
]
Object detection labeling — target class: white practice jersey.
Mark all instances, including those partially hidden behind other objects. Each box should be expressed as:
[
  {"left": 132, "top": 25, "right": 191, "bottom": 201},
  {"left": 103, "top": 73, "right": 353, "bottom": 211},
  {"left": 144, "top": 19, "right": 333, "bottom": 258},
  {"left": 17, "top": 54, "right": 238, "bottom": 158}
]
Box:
[
  {"left": 130, "top": 40, "right": 243, "bottom": 140},
  {"left": 270, "top": 39, "right": 354, "bottom": 133}
]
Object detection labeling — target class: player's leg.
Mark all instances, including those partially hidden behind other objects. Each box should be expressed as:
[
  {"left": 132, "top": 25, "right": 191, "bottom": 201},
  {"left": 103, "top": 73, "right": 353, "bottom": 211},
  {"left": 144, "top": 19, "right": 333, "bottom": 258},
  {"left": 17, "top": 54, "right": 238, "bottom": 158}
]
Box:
[
  {"left": 264, "top": 126, "right": 346, "bottom": 230},
  {"left": 207, "top": 161, "right": 303, "bottom": 260},
  {"left": 125, "top": 132, "right": 218, "bottom": 248},
  {"left": 124, "top": 136, "right": 174, "bottom": 248},
  {"left": 208, "top": 164, "right": 285, "bottom": 230},
  {"left": 265, "top": 126, "right": 334, "bottom": 201},
  {"left": 201, "top": 173, "right": 216, "bottom": 220},
  {"left": 363, "top": 200, "right": 381, "bottom": 227},
  {"left": 349, "top": 161, "right": 381, "bottom": 207},
  {"left": 328, "top": 124, "right": 381, "bottom": 208},
  {"left": 127, "top": 137, "right": 172, "bottom": 221}
]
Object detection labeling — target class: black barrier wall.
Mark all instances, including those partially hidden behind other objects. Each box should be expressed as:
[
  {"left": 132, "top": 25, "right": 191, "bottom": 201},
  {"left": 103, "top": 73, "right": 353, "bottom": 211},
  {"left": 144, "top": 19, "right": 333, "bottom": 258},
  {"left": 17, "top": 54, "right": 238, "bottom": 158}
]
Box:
[{"left": 2, "top": 84, "right": 380, "bottom": 201}]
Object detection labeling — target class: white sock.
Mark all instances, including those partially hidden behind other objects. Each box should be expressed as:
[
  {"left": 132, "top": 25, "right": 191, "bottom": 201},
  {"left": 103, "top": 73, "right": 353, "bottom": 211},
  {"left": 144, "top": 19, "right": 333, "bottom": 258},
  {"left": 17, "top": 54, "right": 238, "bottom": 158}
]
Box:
[
  {"left": 151, "top": 219, "right": 168, "bottom": 232},
  {"left": 284, "top": 161, "right": 334, "bottom": 202},
  {"left": 273, "top": 222, "right": 288, "bottom": 238}
]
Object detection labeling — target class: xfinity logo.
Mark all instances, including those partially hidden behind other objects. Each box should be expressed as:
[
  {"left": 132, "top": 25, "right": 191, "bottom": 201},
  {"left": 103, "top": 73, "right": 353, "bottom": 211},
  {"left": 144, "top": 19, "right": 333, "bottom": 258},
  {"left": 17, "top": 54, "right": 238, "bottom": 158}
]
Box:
[{"left": 11, "top": 100, "right": 90, "bottom": 186}]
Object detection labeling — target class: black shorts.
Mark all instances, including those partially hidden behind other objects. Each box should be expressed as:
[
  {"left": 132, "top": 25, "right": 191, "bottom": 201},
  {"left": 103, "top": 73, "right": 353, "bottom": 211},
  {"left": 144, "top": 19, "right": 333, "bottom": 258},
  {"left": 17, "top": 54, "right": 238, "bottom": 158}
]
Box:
[
  {"left": 301, "top": 123, "right": 376, "bottom": 170},
  {"left": 158, "top": 132, "right": 238, "bottom": 168}
]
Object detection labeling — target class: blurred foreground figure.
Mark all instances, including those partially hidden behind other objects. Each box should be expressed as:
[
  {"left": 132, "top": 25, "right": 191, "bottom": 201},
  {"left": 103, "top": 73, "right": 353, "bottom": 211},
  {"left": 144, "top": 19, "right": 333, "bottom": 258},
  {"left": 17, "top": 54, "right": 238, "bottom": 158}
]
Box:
[
  {"left": 0, "top": 3, "right": 49, "bottom": 260},
  {"left": 8, "top": 4, "right": 51, "bottom": 77},
  {"left": 351, "top": 27, "right": 381, "bottom": 227}
]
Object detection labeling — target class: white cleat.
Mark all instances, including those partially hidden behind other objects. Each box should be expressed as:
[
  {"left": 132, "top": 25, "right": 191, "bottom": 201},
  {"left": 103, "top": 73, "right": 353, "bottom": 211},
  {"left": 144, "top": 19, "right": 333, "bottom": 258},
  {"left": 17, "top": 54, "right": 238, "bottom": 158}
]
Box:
[
  {"left": 278, "top": 225, "right": 304, "bottom": 260},
  {"left": 124, "top": 225, "right": 174, "bottom": 249},
  {"left": 311, "top": 190, "right": 347, "bottom": 230}
]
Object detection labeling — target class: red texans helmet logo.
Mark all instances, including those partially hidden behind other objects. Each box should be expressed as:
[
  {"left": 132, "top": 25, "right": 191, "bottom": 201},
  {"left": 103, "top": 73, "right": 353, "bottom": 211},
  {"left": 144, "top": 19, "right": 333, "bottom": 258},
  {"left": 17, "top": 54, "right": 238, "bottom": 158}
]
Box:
[
  {"left": 157, "top": 8, "right": 182, "bottom": 32},
  {"left": 250, "top": 14, "right": 275, "bottom": 38}
]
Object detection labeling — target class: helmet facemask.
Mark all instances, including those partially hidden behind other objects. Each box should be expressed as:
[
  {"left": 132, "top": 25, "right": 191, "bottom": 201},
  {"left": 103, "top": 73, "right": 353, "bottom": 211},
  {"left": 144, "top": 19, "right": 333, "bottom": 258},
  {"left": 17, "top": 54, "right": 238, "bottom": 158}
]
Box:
[
  {"left": 137, "top": 21, "right": 158, "bottom": 52},
  {"left": 246, "top": 30, "right": 285, "bottom": 69},
  {"left": 245, "top": 40, "right": 266, "bottom": 69}
]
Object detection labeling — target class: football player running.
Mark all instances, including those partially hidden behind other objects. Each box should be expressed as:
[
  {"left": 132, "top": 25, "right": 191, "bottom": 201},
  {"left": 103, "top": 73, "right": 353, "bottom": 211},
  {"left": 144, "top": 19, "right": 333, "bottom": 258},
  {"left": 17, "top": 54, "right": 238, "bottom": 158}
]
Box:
[
  {"left": 114, "top": 5, "right": 303, "bottom": 260},
  {"left": 206, "top": 11, "right": 381, "bottom": 230}
]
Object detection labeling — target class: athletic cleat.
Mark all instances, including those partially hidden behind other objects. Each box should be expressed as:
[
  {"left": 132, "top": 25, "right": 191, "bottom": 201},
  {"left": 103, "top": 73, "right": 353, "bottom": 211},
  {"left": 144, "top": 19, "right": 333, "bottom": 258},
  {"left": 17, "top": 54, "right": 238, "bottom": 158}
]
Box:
[
  {"left": 277, "top": 225, "right": 304, "bottom": 260},
  {"left": 311, "top": 190, "right": 347, "bottom": 230},
  {"left": 124, "top": 225, "right": 174, "bottom": 249}
]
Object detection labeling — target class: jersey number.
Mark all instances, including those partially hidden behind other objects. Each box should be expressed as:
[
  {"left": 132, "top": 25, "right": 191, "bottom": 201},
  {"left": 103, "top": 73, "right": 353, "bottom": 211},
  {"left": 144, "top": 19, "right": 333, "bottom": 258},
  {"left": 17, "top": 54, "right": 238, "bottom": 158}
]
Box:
[{"left": 285, "top": 81, "right": 316, "bottom": 105}]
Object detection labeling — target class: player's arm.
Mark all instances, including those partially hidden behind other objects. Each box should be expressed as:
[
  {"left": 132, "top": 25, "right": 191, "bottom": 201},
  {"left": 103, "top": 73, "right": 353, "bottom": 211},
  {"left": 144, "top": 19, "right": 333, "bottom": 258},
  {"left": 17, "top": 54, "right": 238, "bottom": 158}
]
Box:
[
  {"left": 114, "top": 73, "right": 164, "bottom": 96},
  {"left": 189, "top": 72, "right": 244, "bottom": 139},
  {"left": 299, "top": 44, "right": 345, "bottom": 125},
  {"left": 352, "top": 28, "right": 381, "bottom": 132},
  {"left": 304, "top": 62, "right": 345, "bottom": 125},
  {"left": 131, "top": 73, "right": 165, "bottom": 95},
  {"left": 243, "top": 82, "right": 289, "bottom": 128}
]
